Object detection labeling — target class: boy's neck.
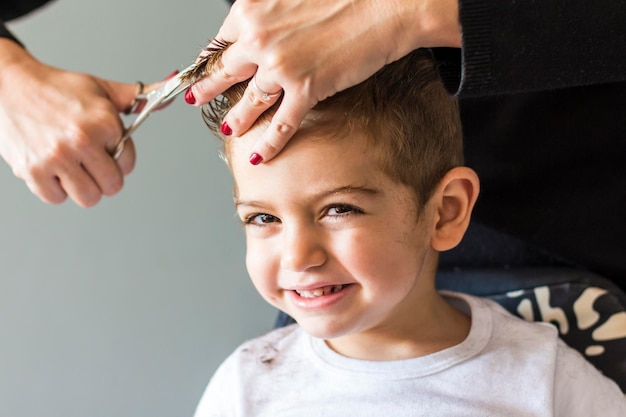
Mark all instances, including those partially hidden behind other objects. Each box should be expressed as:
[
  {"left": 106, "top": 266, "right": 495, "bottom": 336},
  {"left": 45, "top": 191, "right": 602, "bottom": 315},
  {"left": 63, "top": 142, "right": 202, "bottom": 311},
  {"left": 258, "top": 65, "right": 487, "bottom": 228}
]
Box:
[{"left": 324, "top": 291, "right": 471, "bottom": 361}]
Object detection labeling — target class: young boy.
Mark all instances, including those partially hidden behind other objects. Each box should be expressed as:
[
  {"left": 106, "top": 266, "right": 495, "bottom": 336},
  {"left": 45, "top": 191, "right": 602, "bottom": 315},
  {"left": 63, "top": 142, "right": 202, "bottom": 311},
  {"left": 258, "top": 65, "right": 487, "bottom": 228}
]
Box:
[{"left": 191, "top": 49, "right": 626, "bottom": 415}]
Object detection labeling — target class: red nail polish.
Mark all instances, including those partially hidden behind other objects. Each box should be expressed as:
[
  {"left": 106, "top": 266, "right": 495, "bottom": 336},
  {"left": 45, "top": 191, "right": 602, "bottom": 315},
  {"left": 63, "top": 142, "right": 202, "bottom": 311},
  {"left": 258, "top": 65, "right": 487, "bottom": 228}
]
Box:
[
  {"left": 221, "top": 121, "right": 232, "bottom": 136},
  {"left": 184, "top": 88, "right": 196, "bottom": 104},
  {"left": 164, "top": 70, "right": 179, "bottom": 80},
  {"left": 249, "top": 153, "right": 263, "bottom": 165}
]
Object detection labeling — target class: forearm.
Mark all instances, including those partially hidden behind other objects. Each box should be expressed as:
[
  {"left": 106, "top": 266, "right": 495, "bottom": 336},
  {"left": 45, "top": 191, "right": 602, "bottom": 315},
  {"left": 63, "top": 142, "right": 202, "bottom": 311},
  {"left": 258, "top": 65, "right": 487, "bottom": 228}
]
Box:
[
  {"left": 436, "top": 0, "right": 626, "bottom": 97},
  {"left": 0, "top": 37, "right": 36, "bottom": 85}
]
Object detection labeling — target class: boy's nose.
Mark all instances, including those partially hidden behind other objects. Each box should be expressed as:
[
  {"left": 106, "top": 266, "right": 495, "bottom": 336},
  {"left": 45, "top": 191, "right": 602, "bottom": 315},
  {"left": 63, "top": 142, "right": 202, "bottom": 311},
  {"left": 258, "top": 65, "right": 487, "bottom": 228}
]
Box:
[{"left": 280, "top": 225, "right": 326, "bottom": 272}]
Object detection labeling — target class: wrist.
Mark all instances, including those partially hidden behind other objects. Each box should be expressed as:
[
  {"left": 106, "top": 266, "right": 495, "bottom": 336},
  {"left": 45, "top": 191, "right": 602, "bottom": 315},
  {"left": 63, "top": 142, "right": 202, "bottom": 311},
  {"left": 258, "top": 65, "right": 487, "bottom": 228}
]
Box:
[
  {"left": 396, "top": 0, "right": 461, "bottom": 50},
  {"left": 0, "top": 37, "right": 34, "bottom": 70},
  {"left": 0, "top": 38, "right": 40, "bottom": 90}
]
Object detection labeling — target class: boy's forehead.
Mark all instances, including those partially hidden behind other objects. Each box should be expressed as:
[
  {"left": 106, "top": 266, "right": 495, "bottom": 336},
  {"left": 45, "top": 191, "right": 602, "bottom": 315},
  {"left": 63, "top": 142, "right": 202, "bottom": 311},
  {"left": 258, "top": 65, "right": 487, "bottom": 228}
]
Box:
[
  {"left": 228, "top": 125, "right": 368, "bottom": 167},
  {"left": 228, "top": 128, "right": 385, "bottom": 197}
]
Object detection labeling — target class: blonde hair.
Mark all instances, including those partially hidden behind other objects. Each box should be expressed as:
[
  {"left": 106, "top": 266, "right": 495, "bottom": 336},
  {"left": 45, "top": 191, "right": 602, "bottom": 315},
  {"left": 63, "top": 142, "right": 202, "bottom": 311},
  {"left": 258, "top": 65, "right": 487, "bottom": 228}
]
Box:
[{"left": 200, "top": 48, "right": 463, "bottom": 207}]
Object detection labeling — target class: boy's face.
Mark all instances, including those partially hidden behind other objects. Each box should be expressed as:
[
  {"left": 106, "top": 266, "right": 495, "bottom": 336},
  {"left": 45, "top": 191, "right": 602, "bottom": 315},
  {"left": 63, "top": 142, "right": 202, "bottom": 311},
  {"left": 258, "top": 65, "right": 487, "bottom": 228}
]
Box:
[{"left": 229, "top": 129, "right": 441, "bottom": 353}]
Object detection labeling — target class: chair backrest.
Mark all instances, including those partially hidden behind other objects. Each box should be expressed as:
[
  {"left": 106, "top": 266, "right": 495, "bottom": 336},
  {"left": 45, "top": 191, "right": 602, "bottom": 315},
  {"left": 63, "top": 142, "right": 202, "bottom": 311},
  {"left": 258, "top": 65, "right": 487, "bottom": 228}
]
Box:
[{"left": 436, "top": 267, "right": 626, "bottom": 393}]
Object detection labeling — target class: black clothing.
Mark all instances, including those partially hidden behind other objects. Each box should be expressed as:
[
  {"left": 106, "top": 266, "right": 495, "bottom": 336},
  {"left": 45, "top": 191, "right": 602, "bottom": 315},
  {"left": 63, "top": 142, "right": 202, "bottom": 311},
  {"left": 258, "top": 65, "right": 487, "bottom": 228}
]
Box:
[
  {"left": 443, "top": 0, "right": 626, "bottom": 95},
  {"left": 442, "top": 83, "right": 626, "bottom": 286},
  {"left": 0, "top": 0, "right": 53, "bottom": 44},
  {"left": 0, "top": 0, "right": 52, "bottom": 21},
  {"left": 436, "top": 1, "right": 626, "bottom": 289},
  {"left": 2, "top": 0, "right": 626, "bottom": 288}
]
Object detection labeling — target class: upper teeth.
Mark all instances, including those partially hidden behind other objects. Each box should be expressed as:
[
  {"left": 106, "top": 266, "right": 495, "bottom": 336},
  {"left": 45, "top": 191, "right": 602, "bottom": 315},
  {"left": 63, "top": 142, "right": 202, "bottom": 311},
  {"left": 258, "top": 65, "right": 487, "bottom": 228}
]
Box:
[{"left": 296, "top": 285, "right": 345, "bottom": 298}]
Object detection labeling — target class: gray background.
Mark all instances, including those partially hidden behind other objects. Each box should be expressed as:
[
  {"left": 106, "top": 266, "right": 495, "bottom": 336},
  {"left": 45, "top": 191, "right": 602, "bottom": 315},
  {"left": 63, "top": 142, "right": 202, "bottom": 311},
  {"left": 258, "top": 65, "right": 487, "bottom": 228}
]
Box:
[{"left": 1, "top": 1, "right": 276, "bottom": 416}]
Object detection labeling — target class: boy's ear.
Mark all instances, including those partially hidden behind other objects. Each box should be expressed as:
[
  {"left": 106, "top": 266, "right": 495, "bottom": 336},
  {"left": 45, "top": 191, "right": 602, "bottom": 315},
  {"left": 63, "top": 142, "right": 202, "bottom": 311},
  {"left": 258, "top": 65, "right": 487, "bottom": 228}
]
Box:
[{"left": 430, "top": 167, "right": 480, "bottom": 252}]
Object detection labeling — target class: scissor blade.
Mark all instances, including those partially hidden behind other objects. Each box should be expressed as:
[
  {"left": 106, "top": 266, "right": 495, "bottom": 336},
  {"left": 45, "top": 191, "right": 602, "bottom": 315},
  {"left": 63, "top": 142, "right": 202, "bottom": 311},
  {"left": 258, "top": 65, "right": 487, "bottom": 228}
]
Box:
[
  {"left": 160, "top": 63, "right": 197, "bottom": 104},
  {"left": 124, "top": 64, "right": 194, "bottom": 133},
  {"left": 118, "top": 63, "right": 198, "bottom": 148}
]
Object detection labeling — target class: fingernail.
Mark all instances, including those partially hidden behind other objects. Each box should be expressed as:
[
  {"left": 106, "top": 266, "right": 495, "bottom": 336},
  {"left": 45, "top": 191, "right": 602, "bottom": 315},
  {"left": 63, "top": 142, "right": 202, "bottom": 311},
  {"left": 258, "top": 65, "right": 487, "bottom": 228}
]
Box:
[
  {"left": 164, "top": 70, "right": 179, "bottom": 80},
  {"left": 221, "top": 121, "right": 232, "bottom": 136},
  {"left": 184, "top": 88, "right": 196, "bottom": 105},
  {"left": 249, "top": 153, "right": 263, "bottom": 166}
]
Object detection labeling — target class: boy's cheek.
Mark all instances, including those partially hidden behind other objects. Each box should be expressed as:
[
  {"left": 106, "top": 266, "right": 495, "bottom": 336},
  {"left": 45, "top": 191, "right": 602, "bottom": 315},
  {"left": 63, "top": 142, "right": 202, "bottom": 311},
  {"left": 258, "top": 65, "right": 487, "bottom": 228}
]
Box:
[{"left": 246, "top": 246, "right": 279, "bottom": 293}]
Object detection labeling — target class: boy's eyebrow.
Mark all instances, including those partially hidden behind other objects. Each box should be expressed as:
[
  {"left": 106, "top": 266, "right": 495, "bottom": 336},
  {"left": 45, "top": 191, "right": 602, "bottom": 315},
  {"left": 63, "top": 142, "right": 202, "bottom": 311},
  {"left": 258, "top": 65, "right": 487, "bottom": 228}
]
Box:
[
  {"left": 319, "top": 185, "right": 381, "bottom": 198},
  {"left": 235, "top": 185, "right": 381, "bottom": 208}
]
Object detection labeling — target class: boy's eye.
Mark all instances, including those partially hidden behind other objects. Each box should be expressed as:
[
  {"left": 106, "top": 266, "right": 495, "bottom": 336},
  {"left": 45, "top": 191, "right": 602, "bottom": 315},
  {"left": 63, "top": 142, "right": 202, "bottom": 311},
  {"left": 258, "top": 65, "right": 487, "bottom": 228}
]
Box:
[
  {"left": 245, "top": 213, "right": 280, "bottom": 226},
  {"left": 326, "top": 204, "right": 361, "bottom": 216}
]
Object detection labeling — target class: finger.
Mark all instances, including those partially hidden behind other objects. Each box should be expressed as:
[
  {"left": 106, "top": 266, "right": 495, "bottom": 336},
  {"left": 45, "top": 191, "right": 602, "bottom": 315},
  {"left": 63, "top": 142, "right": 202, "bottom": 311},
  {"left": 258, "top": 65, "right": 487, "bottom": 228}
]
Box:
[
  {"left": 82, "top": 135, "right": 133, "bottom": 197},
  {"left": 24, "top": 175, "right": 68, "bottom": 205},
  {"left": 55, "top": 164, "right": 103, "bottom": 208},
  {"left": 189, "top": 41, "right": 257, "bottom": 106},
  {"left": 115, "top": 138, "right": 136, "bottom": 176},
  {"left": 82, "top": 155, "right": 124, "bottom": 198},
  {"left": 215, "top": 3, "right": 242, "bottom": 42},
  {"left": 71, "top": 113, "right": 129, "bottom": 199},
  {"left": 247, "top": 94, "right": 314, "bottom": 164},
  {"left": 98, "top": 79, "right": 140, "bottom": 114},
  {"left": 223, "top": 75, "right": 283, "bottom": 136},
  {"left": 201, "top": 4, "right": 243, "bottom": 59},
  {"left": 77, "top": 141, "right": 133, "bottom": 200},
  {"left": 22, "top": 113, "right": 119, "bottom": 206}
]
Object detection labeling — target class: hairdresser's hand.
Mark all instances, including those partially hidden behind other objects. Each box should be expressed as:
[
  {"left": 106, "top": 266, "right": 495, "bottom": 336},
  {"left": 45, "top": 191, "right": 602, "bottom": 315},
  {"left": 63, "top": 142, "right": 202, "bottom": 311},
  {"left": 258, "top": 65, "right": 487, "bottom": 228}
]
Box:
[
  {"left": 0, "top": 39, "right": 166, "bottom": 207},
  {"left": 189, "top": 0, "right": 461, "bottom": 163}
]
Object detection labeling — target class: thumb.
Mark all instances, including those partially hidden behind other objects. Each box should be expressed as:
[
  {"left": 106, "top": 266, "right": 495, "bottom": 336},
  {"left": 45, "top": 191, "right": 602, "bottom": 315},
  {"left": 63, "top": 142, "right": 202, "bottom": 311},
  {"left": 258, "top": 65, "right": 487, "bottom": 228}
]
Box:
[
  {"left": 97, "top": 78, "right": 143, "bottom": 114},
  {"left": 98, "top": 70, "right": 181, "bottom": 114}
]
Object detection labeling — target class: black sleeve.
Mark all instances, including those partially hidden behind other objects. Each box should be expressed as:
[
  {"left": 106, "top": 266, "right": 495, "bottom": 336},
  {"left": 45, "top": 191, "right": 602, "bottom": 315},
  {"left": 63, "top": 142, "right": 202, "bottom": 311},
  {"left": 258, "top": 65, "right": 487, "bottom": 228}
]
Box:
[
  {"left": 0, "top": 21, "right": 23, "bottom": 46},
  {"left": 0, "top": 0, "right": 55, "bottom": 46},
  {"left": 0, "top": 0, "right": 53, "bottom": 21},
  {"left": 433, "top": 0, "right": 626, "bottom": 97}
]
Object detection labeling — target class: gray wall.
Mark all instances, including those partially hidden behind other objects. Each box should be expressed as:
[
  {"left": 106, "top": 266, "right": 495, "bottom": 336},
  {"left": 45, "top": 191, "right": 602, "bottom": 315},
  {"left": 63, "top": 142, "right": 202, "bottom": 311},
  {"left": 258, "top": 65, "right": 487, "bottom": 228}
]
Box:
[{"left": 0, "top": 1, "right": 276, "bottom": 416}]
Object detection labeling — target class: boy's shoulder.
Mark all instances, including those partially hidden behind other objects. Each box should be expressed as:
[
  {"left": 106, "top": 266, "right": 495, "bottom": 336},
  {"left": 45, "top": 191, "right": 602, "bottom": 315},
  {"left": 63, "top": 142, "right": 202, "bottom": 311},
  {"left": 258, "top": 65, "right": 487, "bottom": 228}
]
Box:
[
  {"left": 446, "top": 292, "right": 625, "bottom": 412},
  {"left": 444, "top": 292, "right": 580, "bottom": 380},
  {"left": 444, "top": 291, "right": 561, "bottom": 352}
]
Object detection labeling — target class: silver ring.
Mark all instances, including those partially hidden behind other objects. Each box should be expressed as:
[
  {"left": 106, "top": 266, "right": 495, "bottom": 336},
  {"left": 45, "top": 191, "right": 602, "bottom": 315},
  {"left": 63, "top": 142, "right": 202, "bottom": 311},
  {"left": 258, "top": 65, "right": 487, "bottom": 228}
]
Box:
[
  {"left": 124, "top": 81, "right": 145, "bottom": 115},
  {"left": 251, "top": 76, "right": 282, "bottom": 102}
]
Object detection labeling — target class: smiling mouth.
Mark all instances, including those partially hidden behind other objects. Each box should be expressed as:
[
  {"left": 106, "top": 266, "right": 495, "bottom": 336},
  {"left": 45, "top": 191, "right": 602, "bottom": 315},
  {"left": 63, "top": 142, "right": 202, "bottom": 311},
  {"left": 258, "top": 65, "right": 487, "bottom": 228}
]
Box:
[{"left": 294, "top": 284, "right": 349, "bottom": 299}]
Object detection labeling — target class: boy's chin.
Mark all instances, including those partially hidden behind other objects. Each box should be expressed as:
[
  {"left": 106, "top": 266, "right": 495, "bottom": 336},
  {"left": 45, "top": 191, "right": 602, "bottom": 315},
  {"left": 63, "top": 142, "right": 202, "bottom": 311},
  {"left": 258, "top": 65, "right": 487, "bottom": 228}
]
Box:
[{"left": 292, "top": 316, "right": 353, "bottom": 341}]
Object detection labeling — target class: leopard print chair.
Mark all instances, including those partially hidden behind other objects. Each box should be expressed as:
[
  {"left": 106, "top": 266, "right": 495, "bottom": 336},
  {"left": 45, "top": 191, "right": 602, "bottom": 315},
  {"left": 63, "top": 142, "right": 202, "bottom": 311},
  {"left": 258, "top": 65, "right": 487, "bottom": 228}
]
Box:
[{"left": 436, "top": 267, "right": 626, "bottom": 393}]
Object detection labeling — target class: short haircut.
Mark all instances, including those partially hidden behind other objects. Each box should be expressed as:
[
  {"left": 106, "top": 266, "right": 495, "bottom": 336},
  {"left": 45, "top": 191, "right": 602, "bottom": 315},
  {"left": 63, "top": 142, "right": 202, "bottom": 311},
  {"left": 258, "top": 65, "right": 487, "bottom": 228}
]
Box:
[{"left": 200, "top": 48, "right": 463, "bottom": 207}]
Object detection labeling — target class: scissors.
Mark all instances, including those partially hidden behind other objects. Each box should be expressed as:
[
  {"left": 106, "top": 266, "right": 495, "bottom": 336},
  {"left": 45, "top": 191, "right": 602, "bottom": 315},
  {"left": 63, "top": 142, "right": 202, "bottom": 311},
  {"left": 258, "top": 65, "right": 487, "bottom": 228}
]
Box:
[{"left": 113, "top": 63, "right": 196, "bottom": 160}]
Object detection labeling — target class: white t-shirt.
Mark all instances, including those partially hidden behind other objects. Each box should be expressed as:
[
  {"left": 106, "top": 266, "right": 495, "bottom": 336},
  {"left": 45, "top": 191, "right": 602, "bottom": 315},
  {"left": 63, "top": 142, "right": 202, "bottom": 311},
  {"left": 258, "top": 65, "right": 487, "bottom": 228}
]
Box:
[{"left": 193, "top": 292, "right": 626, "bottom": 416}]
